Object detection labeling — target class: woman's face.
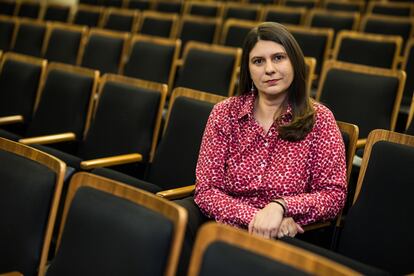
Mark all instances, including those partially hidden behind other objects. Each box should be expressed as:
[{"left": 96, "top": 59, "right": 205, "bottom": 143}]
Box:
[{"left": 248, "top": 40, "right": 294, "bottom": 100}]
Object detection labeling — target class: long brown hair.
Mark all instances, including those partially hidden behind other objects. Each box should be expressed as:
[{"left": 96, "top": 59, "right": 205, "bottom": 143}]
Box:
[{"left": 239, "top": 22, "right": 314, "bottom": 142}]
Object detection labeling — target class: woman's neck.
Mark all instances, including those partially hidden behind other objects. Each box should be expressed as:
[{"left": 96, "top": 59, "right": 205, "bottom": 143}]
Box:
[{"left": 254, "top": 92, "right": 288, "bottom": 133}]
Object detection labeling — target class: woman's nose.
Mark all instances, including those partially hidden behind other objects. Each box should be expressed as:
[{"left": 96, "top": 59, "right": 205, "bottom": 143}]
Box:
[{"left": 265, "top": 61, "right": 276, "bottom": 74}]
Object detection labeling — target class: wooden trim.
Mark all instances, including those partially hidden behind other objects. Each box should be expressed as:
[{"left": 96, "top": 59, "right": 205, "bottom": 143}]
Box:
[
  {"left": 401, "top": 37, "right": 414, "bottom": 71},
  {"left": 366, "top": 1, "right": 414, "bottom": 17},
  {"left": 80, "top": 153, "right": 143, "bottom": 170},
  {"left": 407, "top": 93, "right": 414, "bottom": 130},
  {"left": 100, "top": 7, "right": 141, "bottom": 33},
  {"left": 19, "top": 132, "right": 76, "bottom": 145},
  {"left": 304, "top": 56, "right": 316, "bottom": 96},
  {"left": 188, "top": 222, "right": 360, "bottom": 276},
  {"left": 156, "top": 184, "right": 195, "bottom": 200},
  {"left": 0, "top": 137, "right": 66, "bottom": 276},
  {"left": 220, "top": 18, "right": 257, "bottom": 45},
  {"left": 360, "top": 14, "right": 414, "bottom": 38},
  {"left": 0, "top": 115, "right": 24, "bottom": 125},
  {"left": 305, "top": 8, "right": 361, "bottom": 31},
  {"left": 138, "top": 11, "right": 179, "bottom": 39},
  {"left": 0, "top": 272, "right": 23, "bottom": 276},
  {"left": 57, "top": 172, "right": 187, "bottom": 276},
  {"left": 353, "top": 129, "right": 414, "bottom": 205},
  {"left": 282, "top": 0, "right": 319, "bottom": 9},
  {"left": 261, "top": 5, "right": 307, "bottom": 25},
  {"left": 176, "top": 15, "right": 222, "bottom": 45},
  {"left": 223, "top": 2, "right": 263, "bottom": 21}
]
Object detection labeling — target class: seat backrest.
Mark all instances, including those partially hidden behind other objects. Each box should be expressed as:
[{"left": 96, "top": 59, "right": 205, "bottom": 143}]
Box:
[
  {"left": 100, "top": 7, "right": 140, "bottom": 33},
  {"left": 71, "top": 4, "right": 103, "bottom": 27},
  {"left": 221, "top": 18, "right": 257, "bottom": 48},
  {"left": 127, "top": 0, "right": 151, "bottom": 11},
  {"left": 323, "top": 0, "right": 364, "bottom": 13},
  {"left": 138, "top": 10, "right": 178, "bottom": 38},
  {"left": 306, "top": 9, "right": 360, "bottom": 37},
  {"left": 175, "top": 41, "right": 241, "bottom": 97},
  {"left": 26, "top": 63, "right": 99, "bottom": 139},
  {"left": 42, "top": 4, "right": 71, "bottom": 22},
  {"left": 122, "top": 35, "right": 180, "bottom": 89},
  {"left": 188, "top": 222, "right": 360, "bottom": 276},
  {"left": 183, "top": 1, "right": 224, "bottom": 18},
  {"left": 0, "top": 15, "right": 16, "bottom": 51},
  {"left": 332, "top": 30, "right": 402, "bottom": 70},
  {"left": 283, "top": 0, "right": 318, "bottom": 9},
  {"left": 153, "top": 0, "right": 183, "bottom": 14},
  {"left": 0, "top": 137, "right": 65, "bottom": 276},
  {"left": 147, "top": 87, "right": 226, "bottom": 189},
  {"left": 46, "top": 172, "right": 187, "bottom": 276},
  {"left": 80, "top": 28, "right": 129, "bottom": 74},
  {"left": 0, "top": 0, "right": 17, "bottom": 16},
  {"left": 336, "top": 121, "right": 359, "bottom": 183},
  {"left": 0, "top": 53, "right": 46, "bottom": 128},
  {"left": 316, "top": 60, "right": 406, "bottom": 138},
  {"left": 223, "top": 3, "right": 262, "bottom": 21},
  {"left": 16, "top": 1, "right": 41, "bottom": 19},
  {"left": 43, "top": 23, "right": 87, "bottom": 65},
  {"left": 337, "top": 129, "right": 414, "bottom": 274},
  {"left": 12, "top": 19, "right": 47, "bottom": 57},
  {"left": 261, "top": 6, "right": 307, "bottom": 25},
  {"left": 79, "top": 74, "right": 167, "bottom": 162},
  {"left": 400, "top": 38, "right": 414, "bottom": 109},
  {"left": 367, "top": 1, "right": 414, "bottom": 17}
]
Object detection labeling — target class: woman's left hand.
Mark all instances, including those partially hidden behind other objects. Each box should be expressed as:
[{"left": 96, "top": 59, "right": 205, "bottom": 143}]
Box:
[{"left": 277, "top": 217, "right": 304, "bottom": 238}]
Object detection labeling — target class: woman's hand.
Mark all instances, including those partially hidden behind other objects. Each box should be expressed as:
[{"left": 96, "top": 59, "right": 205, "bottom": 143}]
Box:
[
  {"left": 248, "top": 202, "right": 284, "bottom": 239},
  {"left": 277, "top": 217, "right": 304, "bottom": 238}
]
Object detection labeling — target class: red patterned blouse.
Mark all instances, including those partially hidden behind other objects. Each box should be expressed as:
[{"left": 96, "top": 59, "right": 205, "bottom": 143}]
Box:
[{"left": 194, "top": 92, "right": 347, "bottom": 228}]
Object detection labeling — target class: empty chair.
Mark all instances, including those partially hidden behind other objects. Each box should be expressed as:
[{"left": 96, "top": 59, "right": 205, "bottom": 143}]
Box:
[
  {"left": 261, "top": 5, "right": 307, "bottom": 25},
  {"left": 174, "top": 42, "right": 241, "bottom": 97},
  {"left": 42, "top": 3, "right": 71, "bottom": 22},
  {"left": 367, "top": 1, "right": 414, "bottom": 17},
  {"left": 283, "top": 0, "right": 318, "bottom": 9},
  {"left": 406, "top": 98, "right": 414, "bottom": 135},
  {"left": 24, "top": 74, "right": 167, "bottom": 172},
  {"left": 316, "top": 60, "right": 405, "bottom": 143},
  {"left": 306, "top": 9, "right": 360, "bottom": 38},
  {"left": 246, "top": 0, "right": 276, "bottom": 5},
  {"left": 221, "top": 19, "right": 257, "bottom": 48},
  {"left": 80, "top": 28, "right": 129, "bottom": 74},
  {"left": 153, "top": 0, "right": 183, "bottom": 14},
  {"left": 188, "top": 222, "right": 360, "bottom": 276},
  {"left": 15, "top": 0, "right": 41, "bottom": 19},
  {"left": 223, "top": 3, "right": 262, "bottom": 21},
  {"left": 127, "top": 0, "right": 151, "bottom": 11},
  {"left": 93, "top": 87, "right": 226, "bottom": 194},
  {"left": 0, "top": 0, "right": 17, "bottom": 15},
  {"left": 11, "top": 19, "right": 47, "bottom": 57},
  {"left": 0, "top": 137, "right": 65, "bottom": 276},
  {"left": 122, "top": 35, "right": 180, "bottom": 89},
  {"left": 400, "top": 38, "right": 414, "bottom": 114},
  {"left": 138, "top": 11, "right": 178, "bottom": 38},
  {"left": 42, "top": 23, "right": 87, "bottom": 65},
  {"left": 323, "top": 0, "right": 364, "bottom": 13},
  {"left": 100, "top": 7, "right": 140, "bottom": 33},
  {"left": 100, "top": 0, "right": 123, "bottom": 8},
  {"left": 70, "top": 4, "right": 104, "bottom": 27},
  {"left": 44, "top": 172, "right": 187, "bottom": 276},
  {"left": 0, "top": 15, "right": 16, "bottom": 50},
  {"left": 331, "top": 30, "right": 402, "bottom": 70},
  {"left": 183, "top": 1, "right": 224, "bottom": 18}
]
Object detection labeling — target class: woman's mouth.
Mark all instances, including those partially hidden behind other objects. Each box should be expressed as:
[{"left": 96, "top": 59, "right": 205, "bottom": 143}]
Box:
[{"left": 265, "top": 79, "right": 280, "bottom": 86}]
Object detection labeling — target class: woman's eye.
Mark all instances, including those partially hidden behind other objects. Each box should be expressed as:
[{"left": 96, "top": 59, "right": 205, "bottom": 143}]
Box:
[
  {"left": 273, "top": 54, "right": 285, "bottom": 61},
  {"left": 252, "top": 58, "right": 263, "bottom": 65}
]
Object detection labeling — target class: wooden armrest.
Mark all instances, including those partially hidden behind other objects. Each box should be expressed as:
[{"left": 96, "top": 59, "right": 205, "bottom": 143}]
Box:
[
  {"left": 0, "top": 272, "right": 24, "bottom": 276},
  {"left": 156, "top": 184, "right": 195, "bottom": 200},
  {"left": 356, "top": 138, "right": 366, "bottom": 149},
  {"left": 19, "top": 132, "right": 76, "bottom": 145},
  {"left": 303, "top": 221, "right": 331, "bottom": 232},
  {"left": 0, "top": 115, "right": 24, "bottom": 126},
  {"left": 80, "top": 153, "right": 143, "bottom": 170},
  {"left": 175, "top": 59, "right": 184, "bottom": 67}
]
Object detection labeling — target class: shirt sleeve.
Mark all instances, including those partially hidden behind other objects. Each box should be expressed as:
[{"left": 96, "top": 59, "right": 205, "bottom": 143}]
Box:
[
  {"left": 282, "top": 106, "right": 347, "bottom": 226},
  {"left": 194, "top": 101, "right": 259, "bottom": 228}
]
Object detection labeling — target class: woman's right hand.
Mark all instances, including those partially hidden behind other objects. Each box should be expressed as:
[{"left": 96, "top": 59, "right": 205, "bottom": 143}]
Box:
[{"left": 277, "top": 217, "right": 304, "bottom": 238}]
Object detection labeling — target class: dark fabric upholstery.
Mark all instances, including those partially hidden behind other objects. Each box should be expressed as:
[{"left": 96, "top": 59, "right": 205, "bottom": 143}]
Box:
[
  {"left": 179, "top": 20, "right": 217, "bottom": 47},
  {"left": 46, "top": 186, "right": 173, "bottom": 276},
  {"left": 43, "top": 6, "right": 70, "bottom": 22},
  {"left": 326, "top": 3, "right": 361, "bottom": 12},
  {"left": 0, "top": 18, "right": 14, "bottom": 50},
  {"left": 176, "top": 49, "right": 235, "bottom": 96},
  {"left": 401, "top": 44, "right": 414, "bottom": 108},
  {"left": 285, "top": 0, "right": 316, "bottom": 9},
  {"left": 225, "top": 8, "right": 258, "bottom": 20},
  {"left": 100, "top": 0, "right": 123, "bottom": 7},
  {"left": 104, "top": 14, "right": 134, "bottom": 32},
  {"left": 280, "top": 237, "right": 391, "bottom": 276},
  {"left": 337, "top": 141, "right": 414, "bottom": 274},
  {"left": 140, "top": 17, "right": 173, "bottom": 38},
  {"left": 364, "top": 19, "right": 412, "bottom": 50},
  {"left": 78, "top": 0, "right": 99, "bottom": 5},
  {"left": 0, "top": 149, "right": 56, "bottom": 276},
  {"left": 224, "top": 25, "right": 251, "bottom": 48},
  {"left": 189, "top": 5, "right": 218, "bottom": 17},
  {"left": 0, "top": 129, "right": 21, "bottom": 140},
  {"left": 155, "top": 2, "right": 182, "bottom": 13},
  {"left": 0, "top": 1, "right": 16, "bottom": 15},
  {"left": 26, "top": 69, "right": 94, "bottom": 138},
  {"left": 406, "top": 119, "right": 414, "bottom": 135},
  {"left": 17, "top": 3, "right": 40, "bottom": 18},
  {"left": 248, "top": 0, "right": 275, "bottom": 4},
  {"left": 34, "top": 143, "right": 83, "bottom": 170},
  {"left": 199, "top": 241, "right": 309, "bottom": 276},
  {"left": 124, "top": 40, "right": 175, "bottom": 84},
  {"left": 81, "top": 33, "right": 124, "bottom": 74},
  {"left": 372, "top": 6, "right": 411, "bottom": 17},
  {"left": 319, "top": 69, "right": 399, "bottom": 138},
  {"left": 128, "top": 0, "right": 151, "bottom": 10},
  {"left": 45, "top": 28, "right": 82, "bottom": 64},
  {"left": 13, "top": 23, "right": 46, "bottom": 57},
  {"left": 148, "top": 97, "right": 214, "bottom": 189},
  {"left": 73, "top": 10, "right": 101, "bottom": 27},
  {"left": 264, "top": 11, "right": 303, "bottom": 25},
  {"left": 337, "top": 38, "right": 397, "bottom": 69},
  {"left": 310, "top": 14, "right": 355, "bottom": 35}
]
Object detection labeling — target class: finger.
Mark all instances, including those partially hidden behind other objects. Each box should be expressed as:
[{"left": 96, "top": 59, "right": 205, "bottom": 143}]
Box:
[{"left": 296, "top": 224, "right": 305, "bottom": 233}]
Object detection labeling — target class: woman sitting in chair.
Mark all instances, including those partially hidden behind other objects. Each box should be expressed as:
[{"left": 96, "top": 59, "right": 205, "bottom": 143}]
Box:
[{"left": 194, "top": 22, "right": 347, "bottom": 239}]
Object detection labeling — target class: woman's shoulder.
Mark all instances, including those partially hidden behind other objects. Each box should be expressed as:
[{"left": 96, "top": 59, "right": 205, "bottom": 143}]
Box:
[
  {"left": 311, "top": 101, "right": 339, "bottom": 132},
  {"left": 211, "top": 94, "right": 251, "bottom": 118}
]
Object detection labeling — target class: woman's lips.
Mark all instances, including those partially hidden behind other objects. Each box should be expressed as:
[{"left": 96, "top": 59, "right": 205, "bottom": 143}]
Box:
[{"left": 265, "top": 79, "right": 280, "bottom": 86}]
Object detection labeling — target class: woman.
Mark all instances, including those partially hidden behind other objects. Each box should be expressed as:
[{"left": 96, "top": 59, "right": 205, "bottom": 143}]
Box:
[{"left": 194, "top": 22, "right": 347, "bottom": 239}]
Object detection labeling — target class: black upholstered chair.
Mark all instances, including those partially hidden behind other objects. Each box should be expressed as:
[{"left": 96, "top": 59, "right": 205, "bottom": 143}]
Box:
[
  {"left": 0, "top": 137, "right": 66, "bottom": 276},
  {"left": 283, "top": 0, "right": 318, "bottom": 9},
  {"left": 261, "top": 6, "right": 307, "bottom": 25},
  {"left": 246, "top": 0, "right": 275, "bottom": 5},
  {"left": 0, "top": 0, "right": 17, "bottom": 16},
  {"left": 153, "top": 0, "right": 183, "bottom": 14},
  {"left": 100, "top": 7, "right": 140, "bottom": 33},
  {"left": 122, "top": 34, "right": 180, "bottom": 90},
  {"left": 15, "top": 0, "right": 41, "bottom": 19},
  {"left": 316, "top": 60, "right": 405, "bottom": 148},
  {"left": 80, "top": 28, "right": 129, "bottom": 74},
  {"left": 367, "top": 1, "right": 414, "bottom": 17},
  {"left": 0, "top": 15, "right": 16, "bottom": 51},
  {"left": 331, "top": 30, "right": 402, "bottom": 70},
  {"left": 43, "top": 23, "right": 87, "bottom": 65},
  {"left": 0, "top": 63, "right": 98, "bottom": 149},
  {"left": 323, "top": 0, "right": 364, "bottom": 13},
  {"left": 223, "top": 2, "right": 262, "bottom": 21},
  {"left": 400, "top": 38, "right": 414, "bottom": 116},
  {"left": 11, "top": 19, "right": 47, "bottom": 57},
  {"left": 27, "top": 74, "right": 167, "bottom": 172},
  {"left": 138, "top": 10, "right": 179, "bottom": 38},
  {"left": 45, "top": 172, "right": 187, "bottom": 276},
  {"left": 0, "top": 53, "right": 46, "bottom": 136},
  {"left": 42, "top": 3, "right": 71, "bottom": 22},
  {"left": 70, "top": 4, "right": 104, "bottom": 27},
  {"left": 183, "top": 1, "right": 224, "bottom": 18},
  {"left": 187, "top": 222, "right": 360, "bottom": 276},
  {"left": 220, "top": 18, "right": 257, "bottom": 48},
  {"left": 93, "top": 87, "right": 226, "bottom": 194},
  {"left": 284, "top": 129, "right": 414, "bottom": 275},
  {"left": 174, "top": 41, "right": 241, "bottom": 97},
  {"left": 127, "top": 0, "right": 151, "bottom": 11}
]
